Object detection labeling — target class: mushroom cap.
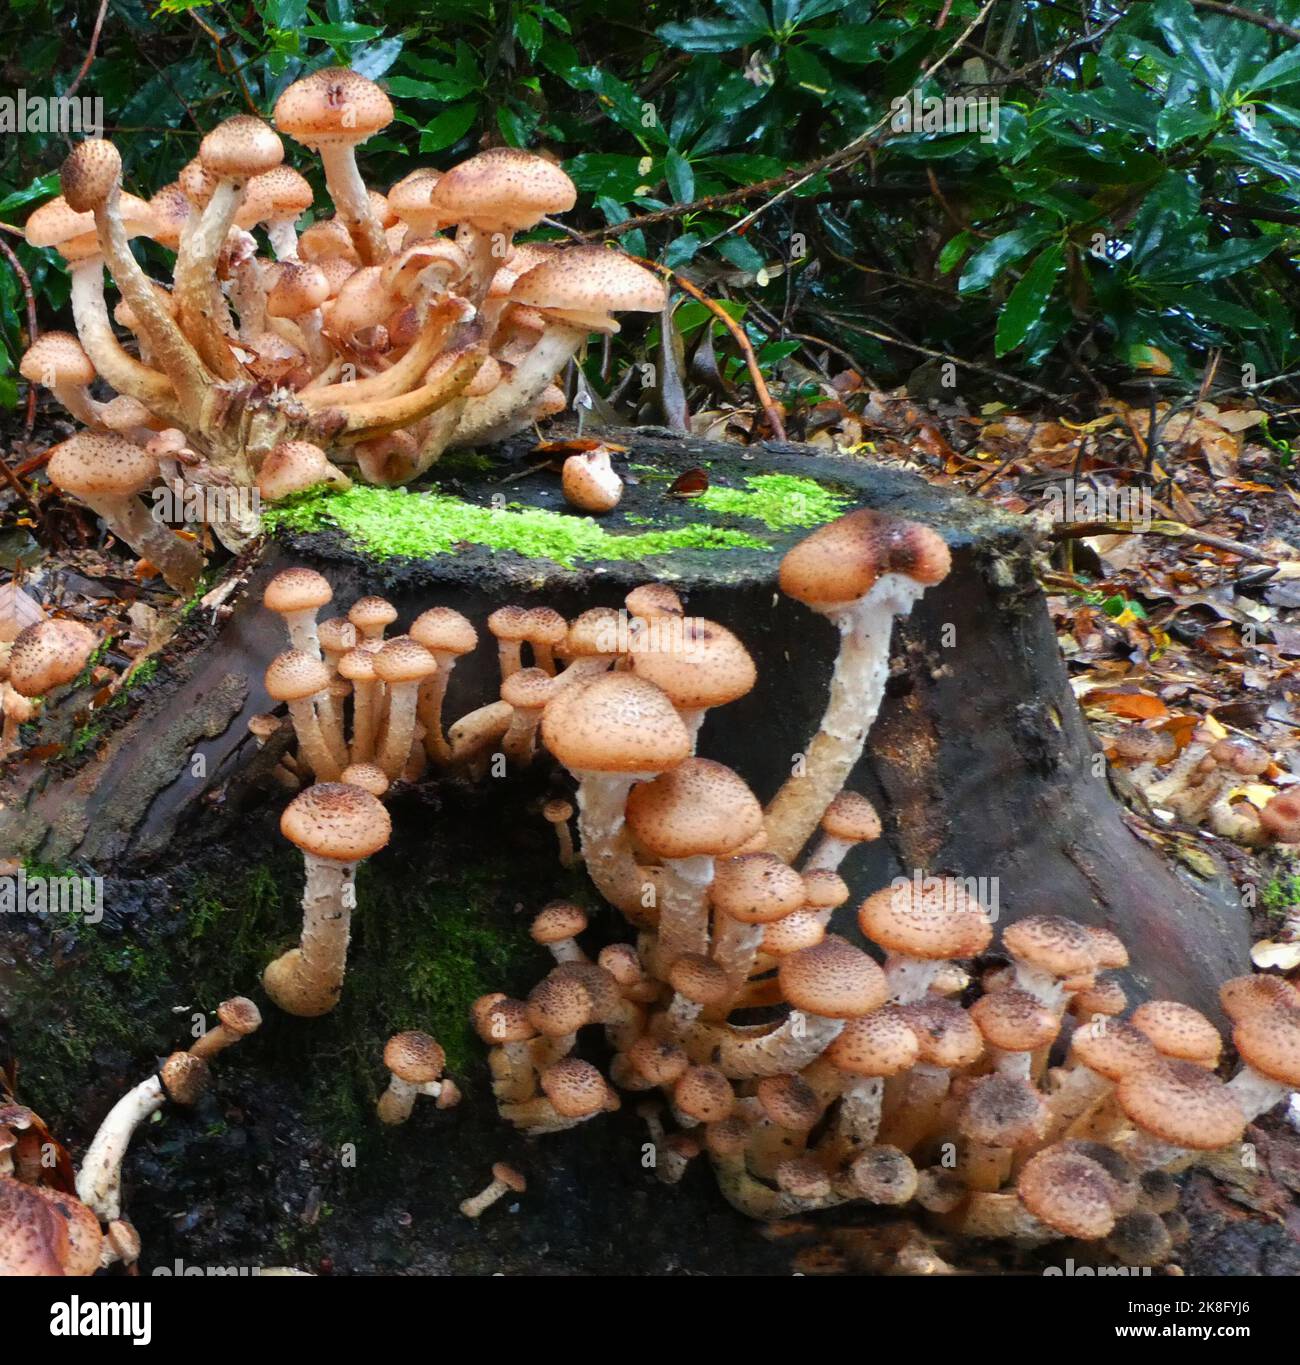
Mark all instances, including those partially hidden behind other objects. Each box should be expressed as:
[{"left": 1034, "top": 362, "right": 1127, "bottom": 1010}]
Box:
[
  {"left": 1116, "top": 1059, "right": 1245, "bottom": 1150},
  {"left": 628, "top": 617, "right": 756, "bottom": 710},
  {"left": 957, "top": 1073, "right": 1048, "bottom": 1148},
  {"left": 762, "top": 910, "right": 825, "bottom": 955},
  {"left": 1002, "top": 914, "right": 1098, "bottom": 979},
  {"left": 428, "top": 147, "right": 575, "bottom": 231},
  {"left": 1113, "top": 728, "right": 1176, "bottom": 765},
  {"left": 519, "top": 606, "right": 567, "bottom": 648},
  {"left": 384, "top": 1031, "right": 445, "bottom": 1084},
  {"left": 20, "top": 331, "right": 95, "bottom": 387},
  {"left": 667, "top": 952, "right": 730, "bottom": 1007},
  {"left": 247, "top": 164, "right": 314, "bottom": 219},
  {"left": 340, "top": 763, "right": 390, "bottom": 797},
  {"left": 526, "top": 972, "right": 592, "bottom": 1036},
  {"left": 512, "top": 245, "right": 666, "bottom": 326},
  {"left": 826, "top": 1008, "right": 918, "bottom": 1077},
  {"left": 628, "top": 1036, "right": 690, "bottom": 1085},
  {"left": 530, "top": 900, "right": 588, "bottom": 945},
  {"left": 540, "top": 673, "right": 690, "bottom": 775},
  {"left": 969, "top": 988, "right": 1061, "bottom": 1053},
  {"left": 897, "top": 997, "right": 985, "bottom": 1069},
  {"left": 820, "top": 791, "right": 881, "bottom": 843},
  {"left": 501, "top": 666, "right": 556, "bottom": 710},
  {"left": 199, "top": 115, "right": 284, "bottom": 178},
  {"left": 273, "top": 67, "right": 394, "bottom": 146},
  {"left": 25, "top": 195, "right": 95, "bottom": 249},
  {"left": 0, "top": 1180, "right": 102, "bottom": 1276},
  {"left": 626, "top": 583, "right": 684, "bottom": 620},
  {"left": 541, "top": 1057, "right": 610, "bottom": 1118},
  {"left": 673, "top": 1065, "right": 735, "bottom": 1123},
  {"left": 60, "top": 137, "right": 122, "bottom": 211},
  {"left": 491, "top": 1162, "right": 527, "bottom": 1193},
  {"left": 624, "top": 757, "right": 762, "bottom": 860},
  {"left": 264, "top": 566, "right": 333, "bottom": 615},
  {"left": 703, "top": 1115, "right": 750, "bottom": 1157},
  {"left": 216, "top": 996, "right": 262, "bottom": 1036},
  {"left": 562, "top": 606, "right": 623, "bottom": 659},
  {"left": 8, "top": 618, "right": 97, "bottom": 696},
  {"left": 844, "top": 1146, "right": 918, "bottom": 1205},
  {"left": 372, "top": 635, "right": 437, "bottom": 685},
  {"left": 857, "top": 879, "right": 993, "bottom": 961},
  {"left": 487, "top": 604, "right": 530, "bottom": 643},
  {"left": 1069, "top": 1019, "right": 1160, "bottom": 1080},
  {"left": 266, "top": 262, "right": 330, "bottom": 317},
  {"left": 1070, "top": 977, "right": 1128, "bottom": 1018},
  {"left": 1018, "top": 1146, "right": 1122, "bottom": 1240},
  {"left": 778, "top": 507, "right": 951, "bottom": 607},
  {"left": 1106, "top": 1210, "right": 1173, "bottom": 1267},
  {"left": 318, "top": 616, "right": 358, "bottom": 657},
  {"left": 1260, "top": 789, "right": 1300, "bottom": 841},
  {"left": 801, "top": 869, "right": 850, "bottom": 912},
  {"left": 1082, "top": 924, "right": 1130, "bottom": 970},
  {"left": 48, "top": 429, "right": 157, "bottom": 500},
  {"left": 473, "top": 995, "right": 536, "bottom": 1045},
  {"left": 410, "top": 606, "right": 477, "bottom": 656},
  {"left": 336, "top": 647, "right": 377, "bottom": 684},
  {"left": 1210, "top": 737, "right": 1269, "bottom": 776},
  {"left": 1232, "top": 1007, "right": 1300, "bottom": 1088},
  {"left": 348, "top": 596, "right": 398, "bottom": 634},
  {"left": 280, "top": 781, "right": 392, "bottom": 861},
  {"left": 1220, "top": 973, "right": 1300, "bottom": 1021},
  {"left": 778, "top": 935, "right": 888, "bottom": 1018},
  {"left": 775, "top": 1155, "right": 831, "bottom": 1199},
  {"left": 542, "top": 797, "right": 574, "bottom": 824},
  {"left": 160, "top": 1051, "right": 210, "bottom": 1105},
  {"left": 1130, "top": 1000, "right": 1222, "bottom": 1068},
  {"left": 710, "top": 852, "right": 806, "bottom": 924},
  {"left": 265, "top": 648, "right": 331, "bottom": 702}
]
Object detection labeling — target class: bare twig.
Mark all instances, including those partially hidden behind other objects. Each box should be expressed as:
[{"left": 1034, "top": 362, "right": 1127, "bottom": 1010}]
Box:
[
  {"left": 1189, "top": 0, "right": 1300, "bottom": 43},
  {"left": 64, "top": 0, "right": 110, "bottom": 99},
  {"left": 0, "top": 235, "right": 38, "bottom": 443},
  {"left": 1048, "top": 519, "right": 1279, "bottom": 565}
]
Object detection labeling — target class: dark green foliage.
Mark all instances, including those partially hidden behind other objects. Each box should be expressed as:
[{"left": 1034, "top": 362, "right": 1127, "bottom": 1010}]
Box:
[{"left": 2, "top": 0, "right": 1300, "bottom": 401}]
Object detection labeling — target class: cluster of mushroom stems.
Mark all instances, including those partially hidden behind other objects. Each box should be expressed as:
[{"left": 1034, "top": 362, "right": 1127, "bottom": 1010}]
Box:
[{"left": 20, "top": 65, "right": 665, "bottom": 583}]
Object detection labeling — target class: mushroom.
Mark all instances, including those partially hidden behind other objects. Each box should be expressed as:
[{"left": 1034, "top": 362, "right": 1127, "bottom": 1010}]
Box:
[
  {"left": 857, "top": 876, "right": 993, "bottom": 1004},
  {"left": 409, "top": 606, "right": 477, "bottom": 763},
  {"left": 1226, "top": 1005, "right": 1300, "bottom": 1121},
  {"left": 1001, "top": 914, "right": 1099, "bottom": 1009},
  {"left": 530, "top": 901, "right": 589, "bottom": 964},
  {"left": 500, "top": 666, "right": 557, "bottom": 766},
  {"left": 337, "top": 645, "right": 382, "bottom": 765},
  {"left": 273, "top": 68, "right": 394, "bottom": 265},
  {"left": 263, "top": 567, "right": 333, "bottom": 659},
  {"left": 262, "top": 782, "right": 392, "bottom": 1016},
  {"left": 879, "top": 997, "right": 984, "bottom": 1154},
  {"left": 625, "top": 757, "right": 764, "bottom": 971},
  {"left": 1130, "top": 999, "right": 1222, "bottom": 1070},
  {"left": 1043, "top": 1019, "right": 1159, "bottom": 1144},
  {"left": 460, "top": 1162, "right": 527, "bottom": 1218},
  {"left": 76, "top": 1053, "right": 209, "bottom": 1224},
  {"left": 764, "top": 507, "right": 951, "bottom": 862},
  {"left": 707, "top": 852, "right": 805, "bottom": 1001},
  {"left": 8, "top": 618, "right": 97, "bottom": 704},
  {"left": 377, "top": 1032, "right": 450, "bottom": 1124},
  {"left": 801, "top": 791, "right": 881, "bottom": 874},
  {"left": 487, "top": 606, "right": 531, "bottom": 681},
  {"left": 809, "top": 1008, "right": 919, "bottom": 1160},
  {"left": 629, "top": 616, "right": 755, "bottom": 748},
  {"left": 542, "top": 797, "right": 577, "bottom": 867},
  {"left": 47, "top": 431, "right": 203, "bottom": 593},
  {"left": 563, "top": 448, "right": 622, "bottom": 513},
  {"left": 0, "top": 1180, "right": 104, "bottom": 1276},
  {"left": 662, "top": 952, "right": 731, "bottom": 1039},
  {"left": 800, "top": 868, "right": 849, "bottom": 928},
  {"left": 19, "top": 330, "right": 104, "bottom": 427},
  {"left": 954, "top": 1073, "right": 1048, "bottom": 1192},
  {"left": 499, "top": 1056, "right": 617, "bottom": 1135},
  {"left": 257, "top": 440, "right": 351, "bottom": 502},
  {"left": 520, "top": 607, "right": 567, "bottom": 676},
  {"left": 1115, "top": 1058, "right": 1246, "bottom": 1170},
  {"left": 371, "top": 635, "right": 438, "bottom": 780},
  {"left": 969, "top": 988, "right": 1061, "bottom": 1081},
  {"left": 264, "top": 648, "right": 342, "bottom": 780},
  {"left": 540, "top": 673, "right": 691, "bottom": 917},
  {"left": 348, "top": 595, "right": 398, "bottom": 643},
  {"left": 472, "top": 995, "right": 540, "bottom": 1103},
  {"left": 189, "top": 997, "right": 262, "bottom": 1061}
]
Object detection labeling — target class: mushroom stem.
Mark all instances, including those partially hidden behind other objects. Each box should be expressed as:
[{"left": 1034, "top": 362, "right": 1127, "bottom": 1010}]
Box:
[
  {"left": 459, "top": 1172, "right": 516, "bottom": 1218},
  {"left": 683, "top": 1012, "right": 843, "bottom": 1079},
  {"left": 417, "top": 662, "right": 455, "bottom": 763},
  {"left": 81, "top": 489, "right": 203, "bottom": 594},
  {"left": 570, "top": 771, "right": 652, "bottom": 918},
  {"left": 75, "top": 1075, "right": 164, "bottom": 1224},
  {"left": 950, "top": 1191, "right": 1055, "bottom": 1245},
  {"left": 654, "top": 854, "right": 715, "bottom": 974},
  {"left": 878, "top": 1063, "right": 951, "bottom": 1154},
  {"left": 377, "top": 1074, "right": 446, "bottom": 1125},
  {"left": 763, "top": 573, "right": 931, "bottom": 864},
  {"left": 1225, "top": 1066, "right": 1293, "bottom": 1122},
  {"left": 1043, "top": 1065, "right": 1111, "bottom": 1142},
  {"left": 173, "top": 180, "right": 243, "bottom": 379},
  {"left": 801, "top": 833, "right": 855, "bottom": 874},
  {"left": 451, "top": 323, "right": 586, "bottom": 447},
  {"left": 318, "top": 143, "right": 388, "bottom": 265},
  {"left": 883, "top": 953, "right": 942, "bottom": 1005},
  {"left": 710, "top": 916, "right": 766, "bottom": 995},
  {"left": 262, "top": 852, "right": 357, "bottom": 1016},
  {"left": 377, "top": 680, "right": 421, "bottom": 780},
  {"left": 287, "top": 696, "right": 342, "bottom": 780},
  {"left": 350, "top": 679, "right": 380, "bottom": 764}
]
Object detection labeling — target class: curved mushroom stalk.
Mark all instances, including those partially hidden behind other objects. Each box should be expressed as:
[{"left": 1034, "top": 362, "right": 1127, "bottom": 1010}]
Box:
[
  {"left": 174, "top": 183, "right": 246, "bottom": 380},
  {"left": 763, "top": 571, "right": 933, "bottom": 863},
  {"left": 450, "top": 323, "right": 585, "bottom": 448},
  {"left": 262, "top": 852, "right": 358, "bottom": 1016},
  {"left": 709, "top": 1147, "right": 845, "bottom": 1222},
  {"left": 88, "top": 490, "right": 204, "bottom": 595},
  {"left": 569, "top": 771, "right": 651, "bottom": 917},
  {"left": 654, "top": 854, "right": 716, "bottom": 970},
  {"left": 682, "top": 1012, "right": 844, "bottom": 1079}
]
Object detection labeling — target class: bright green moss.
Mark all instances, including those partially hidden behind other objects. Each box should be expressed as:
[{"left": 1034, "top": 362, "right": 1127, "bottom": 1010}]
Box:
[
  {"left": 694, "top": 473, "right": 852, "bottom": 530},
  {"left": 265, "top": 485, "right": 768, "bottom": 567}
]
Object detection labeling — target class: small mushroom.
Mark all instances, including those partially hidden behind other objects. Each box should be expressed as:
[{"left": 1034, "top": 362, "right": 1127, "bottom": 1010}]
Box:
[{"left": 459, "top": 1162, "right": 526, "bottom": 1218}]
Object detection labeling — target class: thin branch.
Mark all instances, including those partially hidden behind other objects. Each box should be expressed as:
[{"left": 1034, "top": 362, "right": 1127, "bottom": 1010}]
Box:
[
  {"left": 1188, "top": 0, "right": 1300, "bottom": 43},
  {"left": 64, "top": 0, "right": 110, "bottom": 99},
  {"left": 0, "top": 236, "right": 38, "bottom": 441}
]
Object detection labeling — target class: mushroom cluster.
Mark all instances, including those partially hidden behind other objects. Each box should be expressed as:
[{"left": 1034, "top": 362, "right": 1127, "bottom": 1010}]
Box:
[{"left": 22, "top": 67, "right": 666, "bottom": 580}]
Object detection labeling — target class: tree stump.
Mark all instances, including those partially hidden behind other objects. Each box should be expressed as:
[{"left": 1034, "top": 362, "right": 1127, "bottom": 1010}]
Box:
[{"left": 1, "top": 429, "right": 1249, "bottom": 1017}]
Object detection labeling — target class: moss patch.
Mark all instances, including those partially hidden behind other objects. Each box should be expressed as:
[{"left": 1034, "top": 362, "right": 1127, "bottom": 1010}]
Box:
[
  {"left": 695, "top": 473, "right": 851, "bottom": 531},
  {"left": 263, "top": 471, "right": 847, "bottom": 568},
  {"left": 265, "top": 485, "right": 768, "bottom": 567}
]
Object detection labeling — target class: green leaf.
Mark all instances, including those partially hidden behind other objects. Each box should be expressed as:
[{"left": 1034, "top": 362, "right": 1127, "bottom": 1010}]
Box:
[
  {"left": 716, "top": 234, "right": 766, "bottom": 273},
  {"left": 995, "top": 244, "right": 1065, "bottom": 356},
  {"left": 0, "top": 172, "right": 59, "bottom": 217},
  {"left": 937, "top": 231, "right": 974, "bottom": 275},
  {"left": 958, "top": 225, "right": 1050, "bottom": 294},
  {"left": 665, "top": 149, "right": 695, "bottom": 203},
  {"left": 419, "top": 101, "right": 479, "bottom": 152},
  {"left": 300, "top": 21, "right": 382, "bottom": 43},
  {"left": 516, "top": 11, "right": 544, "bottom": 61},
  {"left": 1251, "top": 46, "right": 1300, "bottom": 92},
  {"left": 657, "top": 19, "right": 769, "bottom": 53}
]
